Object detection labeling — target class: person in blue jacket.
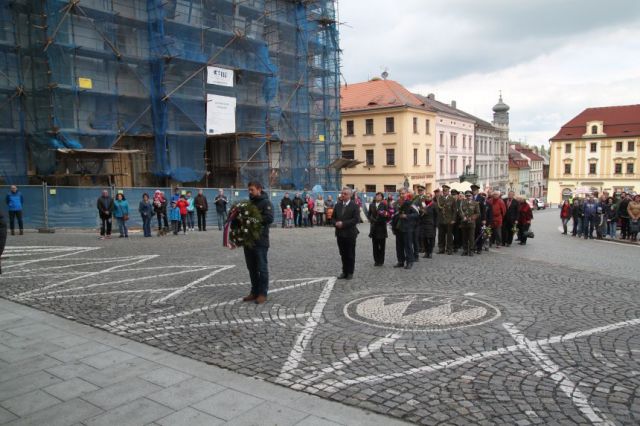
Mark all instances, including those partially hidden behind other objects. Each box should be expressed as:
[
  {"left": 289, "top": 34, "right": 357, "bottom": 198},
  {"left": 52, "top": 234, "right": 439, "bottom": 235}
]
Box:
[
  {"left": 138, "top": 193, "right": 153, "bottom": 237},
  {"left": 6, "top": 185, "right": 24, "bottom": 236},
  {"left": 113, "top": 193, "right": 130, "bottom": 238}
]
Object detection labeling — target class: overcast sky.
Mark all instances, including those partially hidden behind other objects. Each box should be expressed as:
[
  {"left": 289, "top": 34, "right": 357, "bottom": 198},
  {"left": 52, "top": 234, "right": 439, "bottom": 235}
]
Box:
[{"left": 338, "top": 0, "right": 640, "bottom": 147}]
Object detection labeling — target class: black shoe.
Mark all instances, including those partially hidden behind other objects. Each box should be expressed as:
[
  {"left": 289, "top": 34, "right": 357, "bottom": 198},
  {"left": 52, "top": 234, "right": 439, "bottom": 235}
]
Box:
[
  {"left": 461, "top": 252, "right": 468, "bottom": 256},
  {"left": 446, "top": 251, "right": 453, "bottom": 255},
  {"left": 10, "top": 230, "right": 15, "bottom": 236},
  {"left": 19, "top": 230, "right": 23, "bottom": 235},
  {"left": 337, "top": 273, "right": 348, "bottom": 279},
  {"left": 437, "top": 250, "right": 445, "bottom": 254},
  {"left": 393, "top": 263, "right": 404, "bottom": 268},
  {"left": 414, "top": 257, "right": 419, "bottom": 262},
  {"left": 345, "top": 274, "right": 353, "bottom": 280},
  {"left": 404, "top": 263, "right": 413, "bottom": 270},
  {"left": 374, "top": 263, "right": 383, "bottom": 267},
  {"left": 426, "top": 253, "right": 432, "bottom": 258},
  {"left": 468, "top": 252, "right": 474, "bottom": 257}
]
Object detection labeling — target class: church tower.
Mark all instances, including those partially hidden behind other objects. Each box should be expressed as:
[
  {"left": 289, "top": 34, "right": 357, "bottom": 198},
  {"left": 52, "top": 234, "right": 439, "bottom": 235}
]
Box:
[{"left": 492, "top": 91, "right": 510, "bottom": 129}]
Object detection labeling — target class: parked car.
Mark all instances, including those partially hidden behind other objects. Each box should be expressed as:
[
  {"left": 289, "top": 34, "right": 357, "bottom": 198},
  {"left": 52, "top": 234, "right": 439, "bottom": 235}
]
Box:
[{"left": 533, "top": 198, "right": 546, "bottom": 210}]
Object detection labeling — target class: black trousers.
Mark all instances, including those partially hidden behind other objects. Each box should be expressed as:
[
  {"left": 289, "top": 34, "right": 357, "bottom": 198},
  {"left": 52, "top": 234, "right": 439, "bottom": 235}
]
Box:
[
  {"left": 453, "top": 222, "right": 462, "bottom": 249},
  {"left": 422, "top": 234, "right": 434, "bottom": 255},
  {"left": 156, "top": 211, "right": 169, "bottom": 229},
  {"left": 244, "top": 245, "right": 269, "bottom": 296},
  {"left": 437, "top": 223, "right": 454, "bottom": 253},
  {"left": 502, "top": 220, "right": 515, "bottom": 245},
  {"left": 371, "top": 238, "right": 385, "bottom": 265},
  {"left": 396, "top": 231, "right": 414, "bottom": 264},
  {"left": 337, "top": 236, "right": 356, "bottom": 275},
  {"left": 8, "top": 211, "right": 23, "bottom": 231},
  {"left": 99, "top": 215, "right": 112, "bottom": 236},
  {"left": 413, "top": 226, "right": 422, "bottom": 259},
  {"left": 197, "top": 209, "right": 207, "bottom": 230},
  {"left": 620, "top": 217, "right": 629, "bottom": 239},
  {"left": 461, "top": 223, "right": 476, "bottom": 254},
  {"left": 474, "top": 221, "right": 483, "bottom": 252},
  {"left": 518, "top": 223, "right": 531, "bottom": 244}
]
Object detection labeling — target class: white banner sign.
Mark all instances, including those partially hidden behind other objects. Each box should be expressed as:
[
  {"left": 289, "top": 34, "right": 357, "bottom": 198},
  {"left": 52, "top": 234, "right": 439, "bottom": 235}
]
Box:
[
  {"left": 206, "top": 94, "right": 236, "bottom": 135},
  {"left": 207, "top": 66, "right": 234, "bottom": 87}
]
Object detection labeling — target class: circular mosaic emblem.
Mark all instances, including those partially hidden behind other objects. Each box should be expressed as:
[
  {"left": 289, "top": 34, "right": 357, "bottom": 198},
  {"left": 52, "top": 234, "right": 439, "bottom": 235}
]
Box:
[{"left": 344, "top": 293, "right": 501, "bottom": 332}]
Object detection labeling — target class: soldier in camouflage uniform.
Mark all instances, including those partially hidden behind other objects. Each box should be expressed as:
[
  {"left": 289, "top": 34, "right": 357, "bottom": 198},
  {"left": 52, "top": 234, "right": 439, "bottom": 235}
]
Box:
[
  {"left": 459, "top": 190, "right": 480, "bottom": 256},
  {"left": 436, "top": 184, "right": 457, "bottom": 255}
]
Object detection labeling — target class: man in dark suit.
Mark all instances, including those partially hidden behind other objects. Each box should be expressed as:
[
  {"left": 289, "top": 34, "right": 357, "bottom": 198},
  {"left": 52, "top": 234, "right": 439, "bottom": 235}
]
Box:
[
  {"left": 367, "top": 192, "right": 388, "bottom": 266},
  {"left": 334, "top": 187, "right": 361, "bottom": 280},
  {"left": 392, "top": 189, "right": 418, "bottom": 269},
  {"left": 471, "top": 184, "right": 486, "bottom": 254},
  {"left": 502, "top": 190, "right": 519, "bottom": 246}
]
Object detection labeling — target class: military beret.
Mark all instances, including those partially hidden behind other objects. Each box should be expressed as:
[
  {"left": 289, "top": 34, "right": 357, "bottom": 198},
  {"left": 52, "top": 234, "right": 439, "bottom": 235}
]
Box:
[
  {"left": 470, "top": 184, "right": 480, "bottom": 190},
  {"left": 417, "top": 185, "right": 426, "bottom": 190},
  {"left": 451, "top": 189, "right": 459, "bottom": 195},
  {"left": 465, "top": 190, "right": 473, "bottom": 195},
  {"left": 441, "top": 184, "right": 450, "bottom": 189}
]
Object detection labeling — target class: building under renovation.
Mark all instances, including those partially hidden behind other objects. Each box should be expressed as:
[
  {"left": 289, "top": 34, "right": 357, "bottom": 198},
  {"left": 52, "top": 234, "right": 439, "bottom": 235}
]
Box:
[{"left": 0, "top": 0, "right": 341, "bottom": 190}]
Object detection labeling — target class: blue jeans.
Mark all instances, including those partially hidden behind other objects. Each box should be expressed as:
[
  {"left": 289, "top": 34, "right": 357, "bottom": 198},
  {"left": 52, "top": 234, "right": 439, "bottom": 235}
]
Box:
[
  {"left": 607, "top": 221, "right": 617, "bottom": 238},
  {"left": 187, "top": 211, "right": 195, "bottom": 229},
  {"left": 244, "top": 245, "right": 269, "bottom": 296},
  {"left": 117, "top": 217, "right": 128, "bottom": 237},
  {"left": 142, "top": 215, "right": 151, "bottom": 237},
  {"left": 217, "top": 211, "right": 227, "bottom": 230}
]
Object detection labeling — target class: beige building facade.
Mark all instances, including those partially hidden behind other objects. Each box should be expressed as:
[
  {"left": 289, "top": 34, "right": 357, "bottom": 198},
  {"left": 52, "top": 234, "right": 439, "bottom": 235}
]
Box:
[
  {"left": 548, "top": 105, "right": 640, "bottom": 202},
  {"left": 340, "top": 79, "right": 436, "bottom": 194}
]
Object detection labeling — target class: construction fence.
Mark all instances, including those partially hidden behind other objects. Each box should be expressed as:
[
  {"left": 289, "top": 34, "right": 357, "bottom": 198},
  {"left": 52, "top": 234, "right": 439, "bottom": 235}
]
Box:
[{"left": 2, "top": 185, "right": 379, "bottom": 230}]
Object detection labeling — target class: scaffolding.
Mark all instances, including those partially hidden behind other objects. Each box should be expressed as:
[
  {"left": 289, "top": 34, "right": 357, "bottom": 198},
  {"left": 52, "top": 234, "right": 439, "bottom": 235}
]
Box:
[{"left": 0, "top": 0, "right": 341, "bottom": 190}]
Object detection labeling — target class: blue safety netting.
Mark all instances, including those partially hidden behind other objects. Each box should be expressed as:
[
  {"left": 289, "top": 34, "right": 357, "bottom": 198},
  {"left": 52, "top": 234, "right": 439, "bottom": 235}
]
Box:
[{"left": 1, "top": 0, "right": 341, "bottom": 190}]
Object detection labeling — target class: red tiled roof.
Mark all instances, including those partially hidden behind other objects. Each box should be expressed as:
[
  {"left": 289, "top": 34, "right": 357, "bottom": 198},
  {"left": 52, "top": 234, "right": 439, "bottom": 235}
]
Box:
[
  {"left": 509, "top": 159, "right": 529, "bottom": 169},
  {"left": 341, "top": 79, "right": 428, "bottom": 112},
  {"left": 550, "top": 104, "right": 640, "bottom": 141},
  {"left": 514, "top": 146, "right": 545, "bottom": 162}
]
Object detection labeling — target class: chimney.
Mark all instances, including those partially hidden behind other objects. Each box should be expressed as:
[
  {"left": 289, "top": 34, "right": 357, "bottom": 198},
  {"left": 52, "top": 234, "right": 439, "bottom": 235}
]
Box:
[
  {"left": 427, "top": 93, "right": 435, "bottom": 100},
  {"left": 451, "top": 100, "right": 457, "bottom": 109}
]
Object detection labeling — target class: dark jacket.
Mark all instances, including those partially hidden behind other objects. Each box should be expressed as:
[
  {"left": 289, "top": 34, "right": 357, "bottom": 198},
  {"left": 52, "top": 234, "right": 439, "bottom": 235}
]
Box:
[
  {"left": 214, "top": 194, "right": 228, "bottom": 214},
  {"left": 504, "top": 198, "right": 519, "bottom": 223},
  {"left": 474, "top": 194, "right": 486, "bottom": 223},
  {"left": 604, "top": 202, "right": 617, "bottom": 221},
  {"left": 280, "top": 196, "right": 292, "bottom": 211},
  {"left": 194, "top": 194, "right": 208, "bottom": 211},
  {"left": 139, "top": 200, "right": 153, "bottom": 217},
  {"left": 6, "top": 192, "right": 23, "bottom": 211},
  {"left": 392, "top": 200, "right": 418, "bottom": 234},
  {"left": 618, "top": 199, "right": 630, "bottom": 218},
  {"left": 334, "top": 199, "right": 360, "bottom": 239},
  {"left": 250, "top": 191, "right": 274, "bottom": 248},
  {"left": 97, "top": 195, "right": 114, "bottom": 218},
  {"left": 419, "top": 201, "right": 438, "bottom": 238},
  {"left": 367, "top": 201, "right": 388, "bottom": 240},
  {"left": 292, "top": 196, "right": 304, "bottom": 212},
  {"left": 571, "top": 201, "right": 582, "bottom": 219}
]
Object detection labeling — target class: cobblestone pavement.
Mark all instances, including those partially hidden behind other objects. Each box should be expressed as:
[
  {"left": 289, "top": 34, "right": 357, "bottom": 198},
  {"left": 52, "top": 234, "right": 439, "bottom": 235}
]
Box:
[{"left": 1, "top": 210, "right": 639, "bottom": 425}]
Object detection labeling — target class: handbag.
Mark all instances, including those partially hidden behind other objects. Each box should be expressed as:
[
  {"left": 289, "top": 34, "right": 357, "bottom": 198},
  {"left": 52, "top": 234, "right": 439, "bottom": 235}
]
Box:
[
  {"left": 123, "top": 214, "right": 129, "bottom": 221},
  {"left": 525, "top": 228, "right": 534, "bottom": 239},
  {"left": 630, "top": 220, "right": 640, "bottom": 234}
]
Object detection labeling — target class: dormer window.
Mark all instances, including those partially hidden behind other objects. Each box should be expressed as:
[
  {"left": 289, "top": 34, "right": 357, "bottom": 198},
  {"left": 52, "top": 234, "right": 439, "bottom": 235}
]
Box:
[
  {"left": 591, "top": 125, "right": 598, "bottom": 135},
  {"left": 585, "top": 121, "right": 603, "bottom": 136}
]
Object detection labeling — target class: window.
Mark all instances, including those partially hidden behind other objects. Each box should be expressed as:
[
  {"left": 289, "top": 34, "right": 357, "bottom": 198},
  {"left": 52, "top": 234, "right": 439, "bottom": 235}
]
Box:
[
  {"left": 426, "top": 149, "right": 431, "bottom": 165},
  {"left": 591, "top": 125, "right": 598, "bottom": 135},
  {"left": 342, "top": 150, "right": 354, "bottom": 160},
  {"left": 385, "top": 117, "right": 394, "bottom": 133},
  {"left": 589, "top": 163, "right": 596, "bottom": 175},
  {"left": 425, "top": 119, "right": 430, "bottom": 134},
  {"left": 564, "top": 163, "right": 571, "bottom": 175},
  {"left": 413, "top": 148, "right": 418, "bottom": 166},
  {"left": 384, "top": 185, "right": 396, "bottom": 193},
  {"left": 413, "top": 117, "right": 418, "bottom": 133},
  {"left": 451, "top": 134, "right": 457, "bottom": 148},
  {"left": 346, "top": 120, "right": 354, "bottom": 136},
  {"left": 628, "top": 141, "right": 635, "bottom": 152},
  {"left": 365, "top": 149, "right": 374, "bottom": 166},
  {"left": 450, "top": 158, "right": 457, "bottom": 174},
  {"left": 386, "top": 149, "right": 395, "bottom": 166},
  {"left": 365, "top": 184, "right": 376, "bottom": 193},
  {"left": 365, "top": 119, "right": 374, "bottom": 135},
  {"left": 590, "top": 142, "right": 597, "bottom": 153},
  {"left": 615, "top": 163, "right": 622, "bottom": 174},
  {"left": 440, "top": 158, "right": 444, "bottom": 176},
  {"left": 565, "top": 143, "right": 571, "bottom": 153},
  {"left": 616, "top": 141, "right": 623, "bottom": 152},
  {"left": 627, "top": 163, "right": 635, "bottom": 174},
  {"left": 462, "top": 135, "right": 466, "bottom": 149}
]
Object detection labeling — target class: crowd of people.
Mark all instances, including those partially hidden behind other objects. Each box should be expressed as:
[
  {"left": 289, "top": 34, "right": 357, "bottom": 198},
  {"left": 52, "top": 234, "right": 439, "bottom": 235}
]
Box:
[
  {"left": 560, "top": 191, "right": 640, "bottom": 241},
  {"left": 96, "top": 187, "right": 230, "bottom": 239}
]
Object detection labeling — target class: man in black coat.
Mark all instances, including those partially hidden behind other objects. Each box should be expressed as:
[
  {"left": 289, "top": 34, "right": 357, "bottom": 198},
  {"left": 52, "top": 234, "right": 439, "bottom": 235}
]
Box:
[
  {"left": 280, "top": 192, "right": 292, "bottom": 228},
  {"left": 367, "top": 192, "right": 388, "bottom": 266},
  {"left": 418, "top": 193, "right": 438, "bottom": 258},
  {"left": 242, "top": 181, "right": 274, "bottom": 305},
  {"left": 334, "top": 187, "right": 361, "bottom": 280},
  {"left": 502, "top": 191, "right": 519, "bottom": 246},
  {"left": 392, "top": 189, "right": 418, "bottom": 269},
  {"left": 471, "top": 184, "right": 486, "bottom": 254},
  {"left": 292, "top": 193, "right": 304, "bottom": 227},
  {"left": 96, "top": 190, "right": 114, "bottom": 239},
  {"left": 0, "top": 209, "right": 7, "bottom": 274}
]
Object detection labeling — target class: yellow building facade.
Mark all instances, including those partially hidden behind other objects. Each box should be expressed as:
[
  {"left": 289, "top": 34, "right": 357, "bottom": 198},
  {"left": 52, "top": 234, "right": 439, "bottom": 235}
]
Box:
[
  {"left": 548, "top": 105, "right": 640, "bottom": 203},
  {"left": 340, "top": 79, "right": 436, "bottom": 194}
]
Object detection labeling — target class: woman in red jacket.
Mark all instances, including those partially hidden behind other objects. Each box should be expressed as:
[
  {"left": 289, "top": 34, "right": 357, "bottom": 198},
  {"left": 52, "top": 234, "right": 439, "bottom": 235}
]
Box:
[
  {"left": 517, "top": 197, "right": 534, "bottom": 245},
  {"left": 490, "top": 192, "right": 506, "bottom": 248},
  {"left": 560, "top": 199, "right": 571, "bottom": 234}
]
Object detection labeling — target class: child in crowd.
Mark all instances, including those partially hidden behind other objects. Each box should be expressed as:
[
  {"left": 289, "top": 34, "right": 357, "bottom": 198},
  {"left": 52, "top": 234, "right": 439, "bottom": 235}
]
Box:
[
  {"left": 169, "top": 201, "right": 181, "bottom": 235},
  {"left": 175, "top": 194, "right": 189, "bottom": 234},
  {"left": 302, "top": 204, "right": 309, "bottom": 227},
  {"left": 186, "top": 191, "right": 195, "bottom": 231},
  {"left": 285, "top": 206, "right": 294, "bottom": 228}
]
